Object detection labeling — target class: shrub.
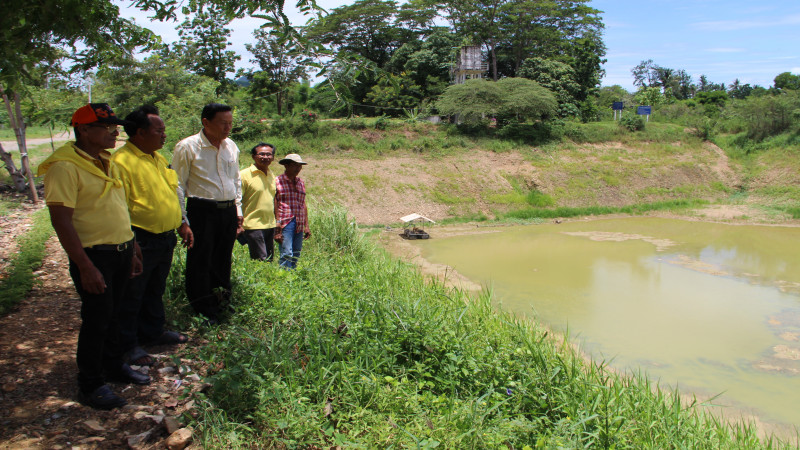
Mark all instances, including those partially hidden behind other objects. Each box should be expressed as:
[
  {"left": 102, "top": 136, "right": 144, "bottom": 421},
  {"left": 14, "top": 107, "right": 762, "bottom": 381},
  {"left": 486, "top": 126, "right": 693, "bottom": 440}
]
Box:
[
  {"left": 619, "top": 114, "right": 645, "bottom": 131},
  {"left": 270, "top": 114, "right": 329, "bottom": 138},
  {"left": 497, "top": 120, "right": 565, "bottom": 144}
]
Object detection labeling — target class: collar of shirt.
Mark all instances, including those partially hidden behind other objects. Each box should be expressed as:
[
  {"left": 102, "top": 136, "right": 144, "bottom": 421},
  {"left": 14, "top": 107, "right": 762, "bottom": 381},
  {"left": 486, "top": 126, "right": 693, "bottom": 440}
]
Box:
[
  {"left": 126, "top": 141, "right": 167, "bottom": 166},
  {"left": 73, "top": 145, "right": 111, "bottom": 172},
  {"left": 249, "top": 164, "right": 274, "bottom": 177}
]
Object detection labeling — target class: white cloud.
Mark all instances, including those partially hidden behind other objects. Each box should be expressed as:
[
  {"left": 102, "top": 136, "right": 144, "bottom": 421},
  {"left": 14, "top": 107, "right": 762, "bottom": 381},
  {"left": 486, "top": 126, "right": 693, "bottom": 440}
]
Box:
[
  {"left": 705, "top": 48, "right": 744, "bottom": 53},
  {"left": 692, "top": 14, "right": 800, "bottom": 31}
]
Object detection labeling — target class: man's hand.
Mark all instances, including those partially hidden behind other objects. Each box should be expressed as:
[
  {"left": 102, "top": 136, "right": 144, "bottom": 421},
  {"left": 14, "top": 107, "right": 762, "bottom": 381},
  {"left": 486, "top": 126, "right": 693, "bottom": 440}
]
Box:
[
  {"left": 178, "top": 223, "right": 194, "bottom": 249},
  {"left": 79, "top": 263, "right": 106, "bottom": 294},
  {"left": 130, "top": 253, "right": 143, "bottom": 278},
  {"left": 304, "top": 230, "right": 311, "bottom": 239},
  {"left": 130, "top": 241, "right": 143, "bottom": 278},
  {"left": 274, "top": 227, "right": 283, "bottom": 242},
  {"left": 236, "top": 216, "right": 244, "bottom": 236}
]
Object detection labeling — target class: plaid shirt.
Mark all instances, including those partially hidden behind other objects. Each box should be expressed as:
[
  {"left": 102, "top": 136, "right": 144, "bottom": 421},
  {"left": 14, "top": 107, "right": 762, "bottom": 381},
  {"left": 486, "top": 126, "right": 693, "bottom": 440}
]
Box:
[{"left": 275, "top": 173, "right": 308, "bottom": 232}]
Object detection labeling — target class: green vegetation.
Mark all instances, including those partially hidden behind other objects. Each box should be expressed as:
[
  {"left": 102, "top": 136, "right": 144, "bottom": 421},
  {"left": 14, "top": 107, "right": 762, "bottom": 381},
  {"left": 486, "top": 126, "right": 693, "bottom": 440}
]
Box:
[
  {"left": 175, "top": 205, "right": 780, "bottom": 448},
  {"left": 0, "top": 208, "right": 53, "bottom": 315},
  {"left": 0, "top": 125, "right": 54, "bottom": 140},
  {"left": 502, "top": 199, "right": 707, "bottom": 220}
]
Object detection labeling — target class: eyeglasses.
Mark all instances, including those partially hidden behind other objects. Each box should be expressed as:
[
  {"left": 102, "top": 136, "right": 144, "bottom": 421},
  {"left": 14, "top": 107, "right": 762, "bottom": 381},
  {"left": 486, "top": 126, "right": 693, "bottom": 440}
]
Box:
[
  {"left": 255, "top": 152, "right": 273, "bottom": 157},
  {"left": 87, "top": 123, "right": 118, "bottom": 132}
]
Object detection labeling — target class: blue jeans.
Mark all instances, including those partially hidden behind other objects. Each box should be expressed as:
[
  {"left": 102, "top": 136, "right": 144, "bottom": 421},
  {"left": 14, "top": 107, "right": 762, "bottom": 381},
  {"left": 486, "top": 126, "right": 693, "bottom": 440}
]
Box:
[{"left": 279, "top": 218, "right": 304, "bottom": 269}]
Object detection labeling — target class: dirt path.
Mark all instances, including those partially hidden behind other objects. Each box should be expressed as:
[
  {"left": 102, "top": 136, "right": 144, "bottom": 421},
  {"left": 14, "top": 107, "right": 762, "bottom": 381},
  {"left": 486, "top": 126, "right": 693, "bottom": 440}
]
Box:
[
  {"left": 0, "top": 131, "right": 73, "bottom": 152},
  {"left": 0, "top": 208, "right": 206, "bottom": 449}
]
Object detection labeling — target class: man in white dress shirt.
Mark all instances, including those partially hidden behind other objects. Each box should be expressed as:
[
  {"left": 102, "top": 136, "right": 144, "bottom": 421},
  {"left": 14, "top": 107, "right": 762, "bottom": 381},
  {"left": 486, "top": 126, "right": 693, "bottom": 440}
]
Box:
[{"left": 172, "top": 103, "right": 243, "bottom": 324}]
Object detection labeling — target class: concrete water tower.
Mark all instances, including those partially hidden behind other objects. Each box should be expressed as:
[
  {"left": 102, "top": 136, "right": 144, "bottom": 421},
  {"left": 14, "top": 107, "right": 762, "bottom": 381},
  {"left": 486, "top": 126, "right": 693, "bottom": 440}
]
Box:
[{"left": 452, "top": 45, "right": 487, "bottom": 84}]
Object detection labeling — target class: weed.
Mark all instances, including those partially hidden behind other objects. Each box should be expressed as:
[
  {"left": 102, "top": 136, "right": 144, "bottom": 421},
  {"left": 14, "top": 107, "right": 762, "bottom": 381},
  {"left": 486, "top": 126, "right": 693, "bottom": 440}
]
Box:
[{"left": 0, "top": 208, "right": 53, "bottom": 315}]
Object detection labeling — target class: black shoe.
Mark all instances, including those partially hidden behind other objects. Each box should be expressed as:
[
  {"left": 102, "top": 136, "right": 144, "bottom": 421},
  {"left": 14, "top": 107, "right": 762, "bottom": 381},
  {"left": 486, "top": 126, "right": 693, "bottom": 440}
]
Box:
[
  {"left": 106, "top": 363, "right": 151, "bottom": 385},
  {"left": 202, "top": 315, "right": 219, "bottom": 326},
  {"left": 78, "top": 385, "right": 127, "bottom": 410}
]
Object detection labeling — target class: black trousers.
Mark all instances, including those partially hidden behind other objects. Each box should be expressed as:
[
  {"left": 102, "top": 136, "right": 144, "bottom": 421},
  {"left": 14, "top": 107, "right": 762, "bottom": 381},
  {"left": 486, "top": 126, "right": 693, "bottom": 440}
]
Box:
[
  {"left": 118, "top": 227, "right": 177, "bottom": 353},
  {"left": 243, "top": 228, "right": 275, "bottom": 261},
  {"left": 185, "top": 199, "right": 237, "bottom": 320},
  {"left": 69, "top": 244, "right": 132, "bottom": 393}
]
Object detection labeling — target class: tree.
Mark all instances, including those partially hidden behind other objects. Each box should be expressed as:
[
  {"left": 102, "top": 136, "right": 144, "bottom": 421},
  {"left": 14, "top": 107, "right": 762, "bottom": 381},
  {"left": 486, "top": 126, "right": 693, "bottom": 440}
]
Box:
[
  {"left": 774, "top": 72, "right": 800, "bottom": 91},
  {"left": 166, "top": 6, "right": 241, "bottom": 93},
  {"left": 443, "top": 0, "right": 604, "bottom": 83},
  {"left": 727, "top": 79, "right": 753, "bottom": 99},
  {"left": 244, "top": 29, "right": 313, "bottom": 115},
  {"left": 0, "top": 0, "right": 160, "bottom": 199},
  {"left": 92, "top": 55, "right": 215, "bottom": 114},
  {"left": 306, "top": 0, "right": 409, "bottom": 68},
  {"left": 633, "top": 86, "right": 667, "bottom": 107},
  {"left": 631, "top": 59, "right": 658, "bottom": 88},
  {"left": 595, "top": 85, "right": 633, "bottom": 110},
  {"left": 1, "top": 0, "right": 323, "bottom": 197},
  {"left": 495, "top": 77, "right": 557, "bottom": 124},
  {"left": 697, "top": 75, "right": 725, "bottom": 92},
  {"left": 436, "top": 78, "right": 556, "bottom": 125},
  {"left": 568, "top": 31, "right": 607, "bottom": 103},
  {"left": 436, "top": 79, "right": 503, "bottom": 124},
  {"left": 385, "top": 28, "right": 458, "bottom": 101},
  {"left": 518, "top": 57, "right": 581, "bottom": 117}
]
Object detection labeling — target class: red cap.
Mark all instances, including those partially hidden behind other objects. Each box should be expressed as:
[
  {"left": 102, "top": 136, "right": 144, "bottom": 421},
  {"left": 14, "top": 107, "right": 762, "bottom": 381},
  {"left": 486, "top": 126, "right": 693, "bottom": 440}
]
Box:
[{"left": 71, "top": 103, "right": 129, "bottom": 127}]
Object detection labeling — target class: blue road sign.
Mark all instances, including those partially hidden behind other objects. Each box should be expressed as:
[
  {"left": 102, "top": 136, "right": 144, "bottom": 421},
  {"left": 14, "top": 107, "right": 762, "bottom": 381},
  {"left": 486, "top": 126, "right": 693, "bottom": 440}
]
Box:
[
  {"left": 612, "top": 102, "right": 624, "bottom": 111},
  {"left": 636, "top": 106, "right": 652, "bottom": 115}
]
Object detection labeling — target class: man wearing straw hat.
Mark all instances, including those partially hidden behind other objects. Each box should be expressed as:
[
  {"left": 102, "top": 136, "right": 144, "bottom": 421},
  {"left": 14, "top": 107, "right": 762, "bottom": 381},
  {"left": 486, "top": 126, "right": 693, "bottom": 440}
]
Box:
[{"left": 274, "top": 153, "right": 311, "bottom": 269}]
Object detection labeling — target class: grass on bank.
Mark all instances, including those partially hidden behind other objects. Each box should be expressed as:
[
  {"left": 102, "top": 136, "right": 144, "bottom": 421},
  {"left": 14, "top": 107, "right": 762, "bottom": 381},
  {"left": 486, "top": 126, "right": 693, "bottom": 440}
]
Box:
[
  {"left": 0, "top": 207, "right": 53, "bottom": 315},
  {"left": 167, "top": 204, "right": 785, "bottom": 448},
  {"left": 501, "top": 199, "right": 709, "bottom": 221}
]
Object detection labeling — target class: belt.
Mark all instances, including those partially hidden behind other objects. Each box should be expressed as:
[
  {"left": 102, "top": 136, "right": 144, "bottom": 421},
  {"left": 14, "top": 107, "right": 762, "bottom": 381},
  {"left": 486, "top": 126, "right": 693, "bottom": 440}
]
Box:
[
  {"left": 187, "top": 197, "right": 236, "bottom": 209},
  {"left": 86, "top": 239, "right": 134, "bottom": 252}
]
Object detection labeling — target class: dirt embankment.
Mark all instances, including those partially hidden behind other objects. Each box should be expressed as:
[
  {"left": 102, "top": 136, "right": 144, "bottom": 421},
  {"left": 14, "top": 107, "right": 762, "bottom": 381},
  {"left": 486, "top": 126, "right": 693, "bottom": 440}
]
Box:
[{"left": 300, "top": 140, "right": 777, "bottom": 226}]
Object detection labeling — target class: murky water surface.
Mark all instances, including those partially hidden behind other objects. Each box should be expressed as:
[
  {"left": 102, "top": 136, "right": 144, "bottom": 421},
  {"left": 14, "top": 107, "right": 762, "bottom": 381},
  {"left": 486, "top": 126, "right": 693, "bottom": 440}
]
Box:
[{"left": 417, "top": 218, "right": 800, "bottom": 428}]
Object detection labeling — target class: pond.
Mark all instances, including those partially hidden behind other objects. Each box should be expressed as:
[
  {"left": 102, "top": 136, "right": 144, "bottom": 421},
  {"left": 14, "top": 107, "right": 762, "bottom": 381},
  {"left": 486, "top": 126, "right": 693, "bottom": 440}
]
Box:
[{"left": 415, "top": 217, "right": 800, "bottom": 431}]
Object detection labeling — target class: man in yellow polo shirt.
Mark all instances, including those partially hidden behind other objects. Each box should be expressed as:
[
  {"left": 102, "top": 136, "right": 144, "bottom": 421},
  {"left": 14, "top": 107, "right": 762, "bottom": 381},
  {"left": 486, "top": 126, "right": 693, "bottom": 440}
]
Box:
[
  {"left": 111, "top": 105, "right": 192, "bottom": 368},
  {"left": 37, "top": 103, "right": 149, "bottom": 410},
  {"left": 239, "top": 143, "right": 278, "bottom": 261}
]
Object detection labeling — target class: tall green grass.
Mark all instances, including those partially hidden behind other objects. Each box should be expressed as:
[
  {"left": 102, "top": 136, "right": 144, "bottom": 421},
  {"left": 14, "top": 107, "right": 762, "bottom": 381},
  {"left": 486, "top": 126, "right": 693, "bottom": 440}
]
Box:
[
  {"left": 181, "top": 205, "right": 784, "bottom": 448},
  {"left": 0, "top": 208, "right": 53, "bottom": 315}
]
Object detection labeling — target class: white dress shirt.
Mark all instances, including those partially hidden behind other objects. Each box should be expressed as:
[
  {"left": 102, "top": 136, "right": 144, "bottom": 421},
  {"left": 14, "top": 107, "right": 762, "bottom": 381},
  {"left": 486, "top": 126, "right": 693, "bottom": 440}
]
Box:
[{"left": 172, "top": 130, "right": 243, "bottom": 221}]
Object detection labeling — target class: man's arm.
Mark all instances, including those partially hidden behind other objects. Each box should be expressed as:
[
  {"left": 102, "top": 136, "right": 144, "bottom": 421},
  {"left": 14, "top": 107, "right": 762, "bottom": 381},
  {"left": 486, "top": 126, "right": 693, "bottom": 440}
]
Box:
[
  {"left": 303, "top": 202, "right": 311, "bottom": 239},
  {"left": 172, "top": 142, "right": 195, "bottom": 248},
  {"left": 49, "top": 205, "right": 106, "bottom": 294},
  {"left": 233, "top": 146, "right": 244, "bottom": 235},
  {"left": 171, "top": 141, "right": 191, "bottom": 226},
  {"left": 273, "top": 184, "right": 282, "bottom": 242}
]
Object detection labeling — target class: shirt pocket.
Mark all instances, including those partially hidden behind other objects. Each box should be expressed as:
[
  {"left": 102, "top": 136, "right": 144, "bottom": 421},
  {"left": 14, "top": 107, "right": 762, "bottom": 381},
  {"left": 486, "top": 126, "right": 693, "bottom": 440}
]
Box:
[
  {"left": 224, "top": 156, "right": 239, "bottom": 179},
  {"left": 163, "top": 168, "right": 179, "bottom": 190}
]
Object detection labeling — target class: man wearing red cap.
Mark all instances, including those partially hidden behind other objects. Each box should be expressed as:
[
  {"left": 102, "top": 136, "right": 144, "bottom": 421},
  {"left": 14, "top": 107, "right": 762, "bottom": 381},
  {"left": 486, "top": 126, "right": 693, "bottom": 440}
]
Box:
[{"left": 37, "top": 103, "right": 150, "bottom": 410}]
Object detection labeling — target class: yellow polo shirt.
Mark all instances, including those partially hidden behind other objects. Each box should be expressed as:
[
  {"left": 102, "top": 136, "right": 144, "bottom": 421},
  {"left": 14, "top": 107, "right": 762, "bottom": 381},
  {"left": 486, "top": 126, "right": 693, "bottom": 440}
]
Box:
[
  {"left": 111, "top": 142, "right": 182, "bottom": 234},
  {"left": 39, "top": 142, "right": 134, "bottom": 247},
  {"left": 240, "top": 164, "right": 277, "bottom": 230}
]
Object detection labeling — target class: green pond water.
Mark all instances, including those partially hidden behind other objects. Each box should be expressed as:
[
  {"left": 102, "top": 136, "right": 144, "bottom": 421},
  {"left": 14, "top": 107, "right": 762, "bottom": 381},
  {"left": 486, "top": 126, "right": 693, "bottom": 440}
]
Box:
[{"left": 416, "top": 217, "right": 800, "bottom": 428}]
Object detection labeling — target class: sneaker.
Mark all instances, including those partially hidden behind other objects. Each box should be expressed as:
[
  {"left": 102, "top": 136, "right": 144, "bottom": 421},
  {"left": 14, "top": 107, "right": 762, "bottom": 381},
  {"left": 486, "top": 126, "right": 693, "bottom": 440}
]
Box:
[{"left": 78, "top": 385, "right": 127, "bottom": 410}]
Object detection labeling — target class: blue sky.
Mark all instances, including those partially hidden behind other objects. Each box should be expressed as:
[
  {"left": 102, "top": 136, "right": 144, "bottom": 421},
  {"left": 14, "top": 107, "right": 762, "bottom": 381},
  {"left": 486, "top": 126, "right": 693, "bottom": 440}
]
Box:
[
  {"left": 119, "top": 0, "right": 800, "bottom": 92},
  {"left": 593, "top": 0, "right": 800, "bottom": 90}
]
